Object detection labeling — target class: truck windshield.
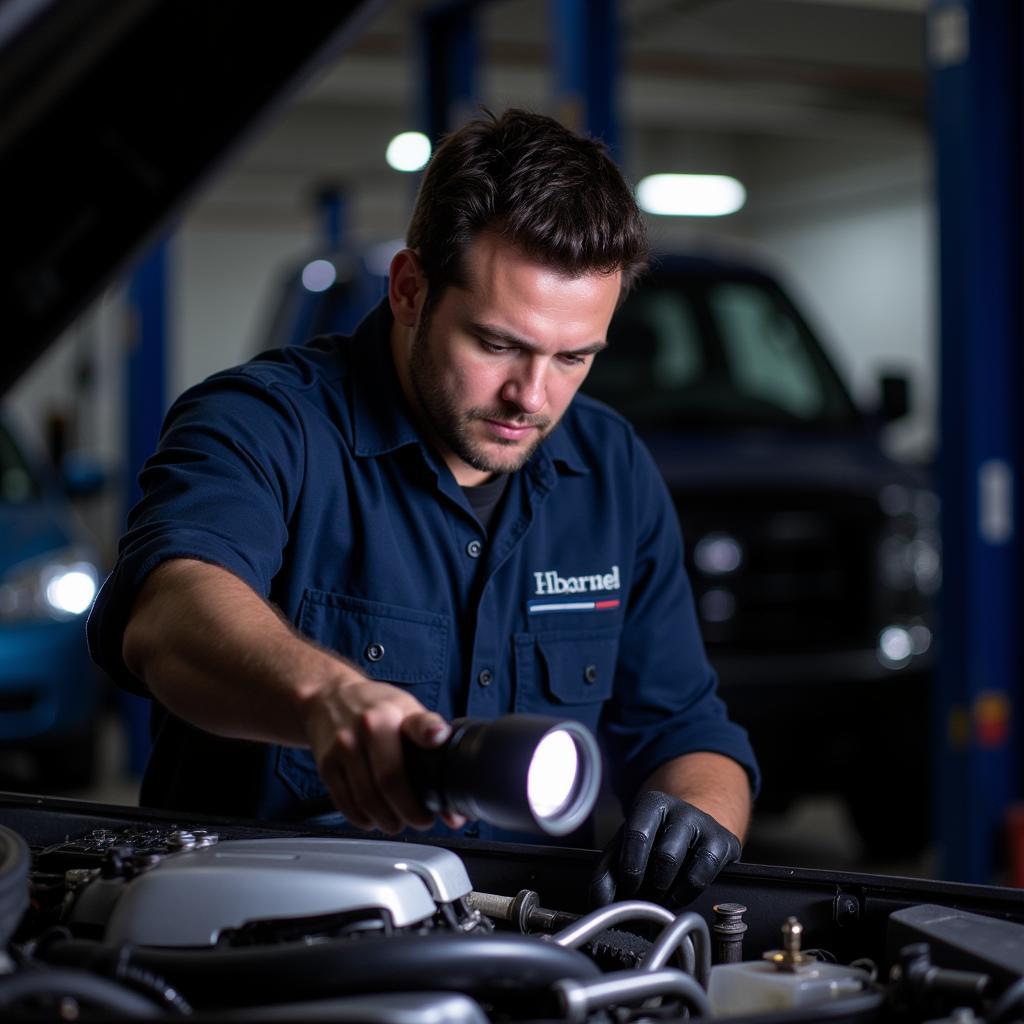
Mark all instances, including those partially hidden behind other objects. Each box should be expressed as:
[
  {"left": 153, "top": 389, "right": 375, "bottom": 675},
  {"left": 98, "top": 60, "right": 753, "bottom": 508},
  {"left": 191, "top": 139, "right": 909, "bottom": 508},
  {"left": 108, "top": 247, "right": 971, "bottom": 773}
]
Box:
[{"left": 584, "top": 277, "right": 860, "bottom": 430}]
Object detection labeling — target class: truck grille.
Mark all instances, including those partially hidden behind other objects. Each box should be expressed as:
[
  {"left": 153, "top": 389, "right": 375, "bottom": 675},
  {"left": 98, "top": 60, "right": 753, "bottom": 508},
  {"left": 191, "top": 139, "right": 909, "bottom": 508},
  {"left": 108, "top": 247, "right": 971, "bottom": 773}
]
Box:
[{"left": 677, "top": 490, "right": 881, "bottom": 652}]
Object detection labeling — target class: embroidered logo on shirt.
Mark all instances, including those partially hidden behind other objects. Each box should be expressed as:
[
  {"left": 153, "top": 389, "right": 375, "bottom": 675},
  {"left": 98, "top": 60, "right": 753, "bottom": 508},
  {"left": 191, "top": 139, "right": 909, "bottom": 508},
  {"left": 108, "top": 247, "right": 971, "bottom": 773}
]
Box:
[{"left": 528, "top": 565, "right": 621, "bottom": 614}]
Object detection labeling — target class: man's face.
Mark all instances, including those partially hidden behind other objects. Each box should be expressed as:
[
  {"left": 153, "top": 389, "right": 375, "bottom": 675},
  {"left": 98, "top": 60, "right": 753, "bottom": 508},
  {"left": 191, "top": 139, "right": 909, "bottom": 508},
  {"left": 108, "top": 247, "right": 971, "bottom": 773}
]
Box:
[{"left": 405, "top": 232, "right": 621, "bottom": 485}]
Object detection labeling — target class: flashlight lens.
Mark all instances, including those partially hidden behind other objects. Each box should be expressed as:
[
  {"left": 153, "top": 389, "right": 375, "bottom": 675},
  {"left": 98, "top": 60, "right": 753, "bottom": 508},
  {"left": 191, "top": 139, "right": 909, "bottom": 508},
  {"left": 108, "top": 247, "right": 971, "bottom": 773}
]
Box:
[{"left": 527, "top": 730, "right": 579, "bottom": 820}]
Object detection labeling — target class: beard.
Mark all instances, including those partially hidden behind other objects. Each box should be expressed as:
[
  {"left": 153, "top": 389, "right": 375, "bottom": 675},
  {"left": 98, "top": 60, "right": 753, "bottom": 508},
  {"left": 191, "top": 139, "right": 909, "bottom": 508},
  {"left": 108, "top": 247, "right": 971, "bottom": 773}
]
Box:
[{"left": 408, "top": 312, "right": 553, "bottom": 476}]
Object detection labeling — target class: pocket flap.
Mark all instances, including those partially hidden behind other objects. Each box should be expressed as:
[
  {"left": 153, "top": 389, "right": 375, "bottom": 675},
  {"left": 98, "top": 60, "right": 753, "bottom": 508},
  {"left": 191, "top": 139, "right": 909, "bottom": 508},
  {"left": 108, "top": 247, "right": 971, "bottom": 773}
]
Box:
[
  {"left": 299, "top": 590, "right": 448, "bottom": 685},
  {"left": 537, "top": 628, "right": 618, "bottom": 705}
]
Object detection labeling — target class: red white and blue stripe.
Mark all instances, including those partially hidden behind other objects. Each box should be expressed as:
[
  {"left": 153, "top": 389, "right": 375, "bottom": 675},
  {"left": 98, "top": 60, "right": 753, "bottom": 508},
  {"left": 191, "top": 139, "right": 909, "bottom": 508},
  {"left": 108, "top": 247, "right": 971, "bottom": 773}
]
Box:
[{"left": 527, "top": 598, "right": 621, "bottom": 615}]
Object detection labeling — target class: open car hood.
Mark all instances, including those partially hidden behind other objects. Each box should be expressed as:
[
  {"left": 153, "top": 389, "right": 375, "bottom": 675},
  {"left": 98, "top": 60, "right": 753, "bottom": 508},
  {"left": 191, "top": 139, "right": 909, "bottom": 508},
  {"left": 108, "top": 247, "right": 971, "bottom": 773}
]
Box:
[{"left": 0, "top": 0, "right": 381, "bottom": 393}]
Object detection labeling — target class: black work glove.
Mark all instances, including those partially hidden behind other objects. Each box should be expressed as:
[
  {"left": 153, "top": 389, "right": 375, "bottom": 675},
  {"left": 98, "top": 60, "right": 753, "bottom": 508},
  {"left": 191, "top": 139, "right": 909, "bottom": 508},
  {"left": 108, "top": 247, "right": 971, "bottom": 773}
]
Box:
[{"left": 589, "top": 790, "right": 741, "bottom": 908}]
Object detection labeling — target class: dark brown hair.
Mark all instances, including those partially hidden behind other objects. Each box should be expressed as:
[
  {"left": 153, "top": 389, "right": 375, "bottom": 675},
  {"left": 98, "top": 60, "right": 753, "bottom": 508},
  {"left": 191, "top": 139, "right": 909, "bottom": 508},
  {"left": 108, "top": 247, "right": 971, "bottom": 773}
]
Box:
[{"left": 406, "top": 108, "right": 648, "bottom": 312}]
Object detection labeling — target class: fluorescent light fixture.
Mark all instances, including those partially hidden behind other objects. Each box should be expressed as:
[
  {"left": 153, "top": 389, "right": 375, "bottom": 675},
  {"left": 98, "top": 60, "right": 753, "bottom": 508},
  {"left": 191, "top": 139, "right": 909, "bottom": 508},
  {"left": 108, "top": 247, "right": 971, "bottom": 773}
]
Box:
[
  {"left": 386, "top": 131, "right": 432, "bottom": 173},
  {"left": 301, "top": 259, "right": 337, "bottom": 293},
  {"left": 636, "top": 174, "right": 746, "bottom": 217}
]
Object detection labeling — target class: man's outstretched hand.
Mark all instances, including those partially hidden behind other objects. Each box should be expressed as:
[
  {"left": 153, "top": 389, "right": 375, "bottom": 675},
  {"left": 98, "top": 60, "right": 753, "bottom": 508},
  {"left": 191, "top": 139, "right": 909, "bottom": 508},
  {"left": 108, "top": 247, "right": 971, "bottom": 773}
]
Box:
[{"left": 589, "top": 790, "right": 741, "bottom": 907}]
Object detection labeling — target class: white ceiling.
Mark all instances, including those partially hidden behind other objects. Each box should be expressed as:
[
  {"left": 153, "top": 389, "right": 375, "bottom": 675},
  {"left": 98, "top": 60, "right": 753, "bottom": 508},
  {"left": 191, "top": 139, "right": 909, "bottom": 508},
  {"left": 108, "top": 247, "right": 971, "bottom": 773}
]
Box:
[{"left": 190, "top": 0, "right": 929, "bottom": 244}]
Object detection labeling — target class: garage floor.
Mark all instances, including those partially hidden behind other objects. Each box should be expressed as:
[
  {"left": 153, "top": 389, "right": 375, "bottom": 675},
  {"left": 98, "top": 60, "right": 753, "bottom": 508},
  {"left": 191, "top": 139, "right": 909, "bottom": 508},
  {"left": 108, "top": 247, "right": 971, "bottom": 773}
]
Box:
[{"left": 3, "top": 713, "right": 937, "bottom": 881}]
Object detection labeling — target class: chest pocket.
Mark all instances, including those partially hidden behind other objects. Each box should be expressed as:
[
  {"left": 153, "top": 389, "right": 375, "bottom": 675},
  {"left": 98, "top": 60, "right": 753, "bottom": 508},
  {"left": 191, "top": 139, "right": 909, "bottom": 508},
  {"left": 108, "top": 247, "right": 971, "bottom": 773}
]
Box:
[
  {"left": 279, "top": 591, "right": 450, "bottom": 803},
  {"left": 513, "top": 626, "right": 619, "bottom": 732},
  {"left": 298, "top": 590, "right": 449, "bottom": 692}
]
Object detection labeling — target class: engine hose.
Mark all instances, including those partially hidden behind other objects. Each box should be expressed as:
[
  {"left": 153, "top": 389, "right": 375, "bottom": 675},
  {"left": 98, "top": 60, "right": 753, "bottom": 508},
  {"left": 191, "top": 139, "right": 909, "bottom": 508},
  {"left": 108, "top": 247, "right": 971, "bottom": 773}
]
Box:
[
  {"left": 116, "top": 963, "right": 193, "bottom": 1016},
  {"left": 641, "top": 911, "right": 711, "bottom": 988},
  {"left": 40, "top": 932, "right": 601, "bottom": 1010},
  {"left": 0, "top": 966, "right": 168, "bottom": 1017},
  {"left": 554, "top": 967, "right": 712, "bottom": 1023}
]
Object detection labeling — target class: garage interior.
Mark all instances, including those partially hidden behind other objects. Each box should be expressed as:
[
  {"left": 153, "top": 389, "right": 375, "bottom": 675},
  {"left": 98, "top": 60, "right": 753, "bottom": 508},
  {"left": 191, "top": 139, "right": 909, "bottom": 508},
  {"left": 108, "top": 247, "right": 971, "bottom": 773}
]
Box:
[{"left": 0, "top": 0, "right": 1020, "bottom": 898}]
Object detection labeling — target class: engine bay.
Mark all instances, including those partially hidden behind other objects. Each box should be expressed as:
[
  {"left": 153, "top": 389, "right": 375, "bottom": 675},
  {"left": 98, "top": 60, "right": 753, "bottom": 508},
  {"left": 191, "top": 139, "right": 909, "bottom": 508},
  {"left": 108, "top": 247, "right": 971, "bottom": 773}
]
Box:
[{"left": 1, "top": 794, "right": 1022, "bottom": 1022}]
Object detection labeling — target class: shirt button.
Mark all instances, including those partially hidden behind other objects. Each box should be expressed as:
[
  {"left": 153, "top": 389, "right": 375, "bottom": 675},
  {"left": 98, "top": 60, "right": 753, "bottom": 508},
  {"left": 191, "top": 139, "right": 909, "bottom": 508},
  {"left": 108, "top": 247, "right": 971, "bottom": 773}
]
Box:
[
  {"left": 365, "top": 642, "right": 385, "bottom": 662},
  {"left": 466, "top": 539, "right": 483, "bottom": 558},
  {"left": 584, "top": 664, "right": 599, "bottom": 684},
  {"left": 478, "top": 669, "right": 493, "bottom": 687}
]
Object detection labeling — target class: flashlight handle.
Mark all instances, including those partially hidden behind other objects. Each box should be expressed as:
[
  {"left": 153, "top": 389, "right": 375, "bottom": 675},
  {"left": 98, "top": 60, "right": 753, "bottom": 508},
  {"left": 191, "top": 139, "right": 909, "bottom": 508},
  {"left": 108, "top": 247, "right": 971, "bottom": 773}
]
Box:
[{"left": 401, "top": 731, "right": 449, "bottom": 815}]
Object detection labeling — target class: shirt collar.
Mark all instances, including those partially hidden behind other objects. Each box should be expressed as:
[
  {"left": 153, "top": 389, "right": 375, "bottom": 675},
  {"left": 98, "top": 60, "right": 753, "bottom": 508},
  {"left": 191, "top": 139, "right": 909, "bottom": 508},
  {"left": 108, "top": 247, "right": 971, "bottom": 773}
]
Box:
[
  {"left": 350, "top": 300, "right": 424, "bottom": 458},
  {"left": 349, "top": 298, "right": 590, "bottom": 478}
]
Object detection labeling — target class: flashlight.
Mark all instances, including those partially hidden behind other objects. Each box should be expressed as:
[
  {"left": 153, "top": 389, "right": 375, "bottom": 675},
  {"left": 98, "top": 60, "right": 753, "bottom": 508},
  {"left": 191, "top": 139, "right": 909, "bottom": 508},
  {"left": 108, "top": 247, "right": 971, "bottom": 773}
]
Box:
[{"left": 404, "top": 714, "right": 602, "bottom": 836}]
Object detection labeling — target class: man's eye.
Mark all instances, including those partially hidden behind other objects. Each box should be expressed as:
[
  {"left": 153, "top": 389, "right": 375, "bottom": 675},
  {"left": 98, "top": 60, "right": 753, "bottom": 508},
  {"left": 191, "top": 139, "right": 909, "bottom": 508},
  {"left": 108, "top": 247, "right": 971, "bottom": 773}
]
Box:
[
  {"left": 480, "top": 340, "right": 509, "bottom": 354},
  {"left": 561, "top": 353, "right": 587, "bottom": 366}
]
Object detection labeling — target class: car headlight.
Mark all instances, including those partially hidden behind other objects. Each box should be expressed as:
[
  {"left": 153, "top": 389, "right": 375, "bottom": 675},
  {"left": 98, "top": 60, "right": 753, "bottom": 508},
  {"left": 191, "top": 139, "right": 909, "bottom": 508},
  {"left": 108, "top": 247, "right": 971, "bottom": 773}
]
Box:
[{"left": 0, "top": 547, "right": 100, "bottom": 623}]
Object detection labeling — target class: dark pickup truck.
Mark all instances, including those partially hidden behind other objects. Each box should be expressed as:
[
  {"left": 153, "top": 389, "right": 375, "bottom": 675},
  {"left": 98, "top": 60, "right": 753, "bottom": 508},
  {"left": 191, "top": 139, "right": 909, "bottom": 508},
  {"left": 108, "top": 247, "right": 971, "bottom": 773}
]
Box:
[{"left": 584, "top": 252, "right": 938, "bottom": 855}]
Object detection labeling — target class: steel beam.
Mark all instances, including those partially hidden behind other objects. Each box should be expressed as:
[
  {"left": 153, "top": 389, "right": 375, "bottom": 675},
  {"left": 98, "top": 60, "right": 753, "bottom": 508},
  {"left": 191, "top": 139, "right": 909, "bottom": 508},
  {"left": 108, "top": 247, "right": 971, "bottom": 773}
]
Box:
[
  {"left": 121, "top": 239, "right": 170, "bottom": 775},
  {"left": 550, "top": 0, "right": 620, "bottom": 159},
  {"left": 419, "top": 1, "right": 479, "bottom": 142},
  {"left": 929, "top": 0, "right": 1023, "bottom": 882}
]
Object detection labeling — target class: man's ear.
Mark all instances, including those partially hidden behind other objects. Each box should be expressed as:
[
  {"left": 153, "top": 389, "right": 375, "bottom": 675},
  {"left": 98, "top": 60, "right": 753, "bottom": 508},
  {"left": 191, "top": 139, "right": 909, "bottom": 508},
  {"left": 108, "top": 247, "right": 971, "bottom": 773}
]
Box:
[{"left": 389, "top": 249, "right": 428, "bottom": 328}]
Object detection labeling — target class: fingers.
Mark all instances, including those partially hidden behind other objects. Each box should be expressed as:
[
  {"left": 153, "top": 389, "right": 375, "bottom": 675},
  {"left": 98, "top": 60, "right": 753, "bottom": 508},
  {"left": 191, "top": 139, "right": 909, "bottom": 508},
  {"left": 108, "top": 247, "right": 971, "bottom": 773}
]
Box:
[
  {"left": 588, "top": 829, "right": 622, "bottom": 907},
  {"left": 683, "top": 828, "right": 740, "bottom": 892},
  {"left": 616, "top": 790, "right": 667, "bottom": 897},
  {"left": 361, "top": 709, "right": 433, "bottom": 833},
  {"left": 308, "top": 679, "right": 453, "bottom": 834},
  {"left": 400, "top": 712, "right": 465, "bottom": 829},
  {"left": 644, "top": 808, "right": 698, "bottom": 897},
  {"left": 317, "top": 725, "right": 379, "bottom": 830},
  {"left": 594, "top": 792, "right": 742, "bottom": 908}
]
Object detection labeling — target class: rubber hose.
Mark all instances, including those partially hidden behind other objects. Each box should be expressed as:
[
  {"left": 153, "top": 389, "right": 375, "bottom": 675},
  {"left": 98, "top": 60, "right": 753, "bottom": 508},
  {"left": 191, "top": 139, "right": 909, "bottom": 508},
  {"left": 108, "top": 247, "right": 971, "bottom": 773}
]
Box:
[
  {"left": 41, "top": 932, "right": 601, "bottom": 1010},
  {"left": 0, "top": 967, "right": 167, "bottom": 1017}
]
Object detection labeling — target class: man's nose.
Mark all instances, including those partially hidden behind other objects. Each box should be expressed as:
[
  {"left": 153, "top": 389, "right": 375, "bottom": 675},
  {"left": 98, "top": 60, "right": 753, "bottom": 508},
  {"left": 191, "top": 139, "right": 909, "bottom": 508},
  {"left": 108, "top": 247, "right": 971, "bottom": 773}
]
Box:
[{"left": 501, "top": 359, "right": 547, "bottom": 414}]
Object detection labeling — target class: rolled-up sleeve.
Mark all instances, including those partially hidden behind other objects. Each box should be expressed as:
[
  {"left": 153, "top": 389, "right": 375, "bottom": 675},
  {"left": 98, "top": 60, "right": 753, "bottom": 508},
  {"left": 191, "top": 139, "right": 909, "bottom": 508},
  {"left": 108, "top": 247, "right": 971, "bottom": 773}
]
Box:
[
  {"left": 87, "top": 371, "right": 305, "bottom": 694},
  {"left": 601, "top": 439, "right": 760, "bottom": 802}
]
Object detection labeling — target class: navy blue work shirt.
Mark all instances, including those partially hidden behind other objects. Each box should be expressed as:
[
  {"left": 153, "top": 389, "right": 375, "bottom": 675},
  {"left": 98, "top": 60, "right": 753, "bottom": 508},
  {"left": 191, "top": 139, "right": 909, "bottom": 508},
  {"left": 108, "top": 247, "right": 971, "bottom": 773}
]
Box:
[{"left": 88, "top": 300, "right": 758, "bottom": 840}]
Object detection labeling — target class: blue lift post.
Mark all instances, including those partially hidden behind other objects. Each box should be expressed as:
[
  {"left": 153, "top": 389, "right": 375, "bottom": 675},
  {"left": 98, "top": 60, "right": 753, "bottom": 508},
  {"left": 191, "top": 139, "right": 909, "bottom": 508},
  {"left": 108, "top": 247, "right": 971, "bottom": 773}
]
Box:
[
  {"left": 419, "top": 1, "right": 479, "bottom": 143},
  {"left": 549, "top": 0, "right": 620, "bottom": 160},
  {"left": 929, "top": 0, "right": 1022, "bottom": 882},
  {"left": 121, "top": 239, "right": 171, "bottom": 776}
]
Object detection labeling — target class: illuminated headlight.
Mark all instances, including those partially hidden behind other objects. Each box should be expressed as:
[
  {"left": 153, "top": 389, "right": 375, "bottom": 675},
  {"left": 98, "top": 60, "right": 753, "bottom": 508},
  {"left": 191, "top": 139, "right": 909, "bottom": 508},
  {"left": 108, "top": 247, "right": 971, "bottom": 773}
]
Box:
[
  {"left": 694, "top": 533, "right": 743, "bottom": 575},
  {"left": 877, "top": 623, "right": 931, "bottom": 669},
  {"left": 0, "top": 548, "right": 99, "bottom": 622}
]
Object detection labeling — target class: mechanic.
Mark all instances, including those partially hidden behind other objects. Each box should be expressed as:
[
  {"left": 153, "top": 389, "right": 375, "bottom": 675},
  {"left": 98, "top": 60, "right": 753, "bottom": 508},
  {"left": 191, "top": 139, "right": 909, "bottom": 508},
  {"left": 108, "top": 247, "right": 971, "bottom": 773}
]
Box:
[{"left": 88, "top": 108, "right": 759, "bottom": 907}]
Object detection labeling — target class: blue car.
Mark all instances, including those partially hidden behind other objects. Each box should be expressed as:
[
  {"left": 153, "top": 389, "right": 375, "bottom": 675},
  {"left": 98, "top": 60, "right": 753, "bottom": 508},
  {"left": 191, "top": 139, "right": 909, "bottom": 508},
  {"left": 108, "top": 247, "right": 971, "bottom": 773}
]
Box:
[{"left": 0, "top": 418, "right": 102, "bottom": 787}]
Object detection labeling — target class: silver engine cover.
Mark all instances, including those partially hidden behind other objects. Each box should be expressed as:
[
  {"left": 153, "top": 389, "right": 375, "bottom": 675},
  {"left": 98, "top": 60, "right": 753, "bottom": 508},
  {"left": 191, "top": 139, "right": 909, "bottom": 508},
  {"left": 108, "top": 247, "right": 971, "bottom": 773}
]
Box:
[{"left": 70, "top": 837, "right": 473, "bottom": 947}]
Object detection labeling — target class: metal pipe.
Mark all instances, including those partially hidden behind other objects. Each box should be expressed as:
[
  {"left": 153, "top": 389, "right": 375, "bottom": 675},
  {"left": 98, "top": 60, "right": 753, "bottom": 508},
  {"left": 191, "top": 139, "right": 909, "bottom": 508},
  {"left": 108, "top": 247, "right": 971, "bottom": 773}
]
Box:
[
  {"left": 554, "top": 967, "right": 712, "bottom": 1023},
  {"left": 550, "top": 900, "right": 675, "bottom": 949},
  {"left": 641, "top": 911, "right": 711, "bottom": 988}
]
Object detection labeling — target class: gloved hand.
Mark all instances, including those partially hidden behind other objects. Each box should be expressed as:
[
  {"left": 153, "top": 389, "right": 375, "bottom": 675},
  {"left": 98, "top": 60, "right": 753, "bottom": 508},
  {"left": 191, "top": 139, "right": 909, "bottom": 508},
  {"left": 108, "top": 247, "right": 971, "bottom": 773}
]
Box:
[{"left": 589, "top": 790, "right": 741, "bottom": 907}]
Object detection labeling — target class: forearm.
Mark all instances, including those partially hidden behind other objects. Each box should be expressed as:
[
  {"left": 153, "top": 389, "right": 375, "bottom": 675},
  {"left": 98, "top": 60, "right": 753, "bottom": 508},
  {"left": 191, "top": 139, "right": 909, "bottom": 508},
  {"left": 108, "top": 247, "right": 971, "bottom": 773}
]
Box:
[
  {"left": 640, "top": 752, "right": 752, "bottom": 841},
  {"left": 121, "top": 558, "right": 352, "bottom": 747}
]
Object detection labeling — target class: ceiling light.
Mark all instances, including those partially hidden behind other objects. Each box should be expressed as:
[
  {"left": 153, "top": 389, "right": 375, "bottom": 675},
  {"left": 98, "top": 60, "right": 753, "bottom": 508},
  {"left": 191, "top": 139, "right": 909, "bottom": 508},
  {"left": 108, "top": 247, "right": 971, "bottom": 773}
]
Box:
[
  {"left": 636, "top": 174, "right": 746, "bottom": 217},
  {"left": 301, "top": 259, "right": 337, "bottom": 293},
  {"left": 386, "top": 132, "right": 432, "bottom": 172}
]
